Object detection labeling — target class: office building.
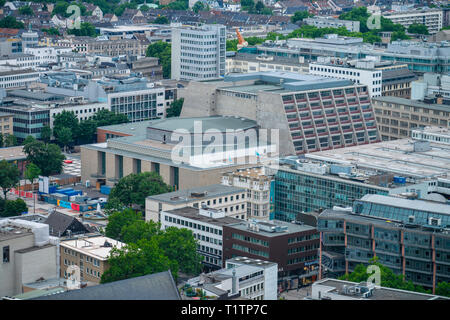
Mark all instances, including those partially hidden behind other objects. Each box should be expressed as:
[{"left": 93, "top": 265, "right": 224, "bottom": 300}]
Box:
[
  {"left": 60, "top": 235, "right": 125, "bottom": 285},
  {"left": 411, "top": 73, "right": 450, "bottom": 100},
  {"left": 181, "top": 72, "right": 380, "bottom": 156},
  {"left": 372, "top": 96, "right": 450, "bottom": 141},
  {"left": 171, "top": 24, "right": 226, "bottom": 81},
  {"left": 160, "top": 206, "right": 241, "bottom": 270},
  {"left": 223, "top": 219, "right": 319, "bottom": 288},
  {"left": 146, "top": 184, "right": 248, "bottom": 222},
  {"left": 71, "top": 38, "right": 146, "bottom": 56},
  {"left": 81, "top": 116, "right": 275, "bottom": 190},
  {"left": 187, "top": 257, "right": 278, "bottom": 300},
  {"left": 383, "top": 9, "right": 443, "bottom": 34},
  {"left": 411, "top": 127, "right": 450, "bottom": 145},
  {"left": 0, "top": 68, "right": 40, "bottom": 89},
  {"left": 318, "top": 199, "right": 450, "bottom": 292},
  {"left": 310, "top": 279, "right": 448, "bottom": 300},
  {"left": 304, "top": 17, "right": 360, "bottom": 32},
  {"left": 309, "top": 56, "right": 417, "bottom": 98},
  {"left": 23, "top": 46, "right": 72, "bottom": 66},
  {"left": 0, "top": 218, "right": 58, "bottom": 297},
  {"left": 0, "top": 38, "right": 22, "bottom": 56},
  {"left": 221, "top": 166, "right": 275, "bottom": 221}
]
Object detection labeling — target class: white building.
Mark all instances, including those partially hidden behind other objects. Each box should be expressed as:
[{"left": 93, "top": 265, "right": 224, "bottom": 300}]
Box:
[
  {"left": 160, "top": 206, "right": 241, "bottom": 270},
  {"left": 309, "top": 57, "right": 383, "bottom": 97},
  {"left": 0, "top": 54, "right": 40, "bottom": 68},
  {"left": 0, "top": 68, "right": 40, "bottom": 89},
  {"left": 49, "top": 100, "right": 109, "bottom": 127},
  {"left": 411, "top": 126, "right": 450, "bottom": 145},
  {"left": 304, "top": 17, "right": 360, "bottom": 33},
  {"left": 24, "top": 46, "right": 73, "bottom": 66},
  {"left": 171, "top": 24, "right": 226, "bottom": 81},
  {"left": 383, "top": 9, "right": 443, "bottom": 34},
  {"left": 0, "top": 218, "right": 59, "bottom": 298},
  {"left": 221, "top": 167, "right": 274, "bottom": 221},
  {"left": 187, "top": 256, "right": 278, "bottom": 300}
]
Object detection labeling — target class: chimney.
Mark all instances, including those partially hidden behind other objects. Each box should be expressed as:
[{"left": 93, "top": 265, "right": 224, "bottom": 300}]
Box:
[{"left": 231, "top": 268, "right": 238, "bottom": 295}]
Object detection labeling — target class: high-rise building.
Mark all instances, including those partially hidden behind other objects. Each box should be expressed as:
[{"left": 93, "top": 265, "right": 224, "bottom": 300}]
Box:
[{"left": 171, "top": 24, "right": 226, "bottom": 81}]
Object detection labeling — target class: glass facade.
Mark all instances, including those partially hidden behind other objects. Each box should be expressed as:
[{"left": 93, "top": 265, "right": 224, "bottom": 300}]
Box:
[
  {"left": 110, "top": 93, "right": 158, "bottom": 122},
  {"left": 274, "top": 168, "right": 388, "bottom": 221}
]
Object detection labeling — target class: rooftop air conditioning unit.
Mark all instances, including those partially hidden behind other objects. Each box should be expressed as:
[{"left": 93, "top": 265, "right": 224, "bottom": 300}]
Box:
[
  {"left": 408, "top": 216, "right": 415, "bottom": 223},
  {"left": 429, "top": 217, "right": 441, "bottom": 226}
]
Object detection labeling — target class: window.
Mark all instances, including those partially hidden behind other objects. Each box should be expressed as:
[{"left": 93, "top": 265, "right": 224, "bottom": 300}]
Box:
[{"left": 3, "top": 246, "right": 10, "bottom": 263}]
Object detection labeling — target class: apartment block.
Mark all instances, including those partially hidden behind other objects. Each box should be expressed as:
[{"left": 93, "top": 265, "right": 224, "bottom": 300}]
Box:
[
  {"left": 0, "top": 112, "right": 13, "bottom": 136},
  {"left": 0, "top": 219, "right": 58, "bottom": 297},
  {"left": 0, "top": 68, "right": 40, "bottom": 89},
  {"left": 383, "top": 9, "right": 443, "bottom": 34},
  {"left": 60, "top": 235, "right": 125, "bottom": 285},
  {"left": 372, "top": 96, "right": 450, "bottom": 141},
  {"left": 304, "top": 17, "right": 360, "bottom": 32},
  {"left": 172, "top": 24, "right": 226, "bottom": 81},
  {"left": 181, "top": 72, "right": 380, "bottom": 156},
  {"left": 221, "top": 166, "right": 274, "bottom": 221},
  {"left": 72, "top": 38, "right": 146, "bottom": 56},
  {"left": 146, "top": 184, "right": 248, "bottom": 222},
  {"left": 160, "top": 206, "right": 241, "bottom": 270}
]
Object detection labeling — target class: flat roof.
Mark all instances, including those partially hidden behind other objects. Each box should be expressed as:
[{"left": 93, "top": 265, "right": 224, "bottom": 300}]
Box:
[
  {"left": 0, "top": 223, "right": 33, "bottom": 242},
  {"left": 148, "top": 184, "right": 246, "bottom": 204},
  {"left": 306, "top": 138, "right": 450, "bottom": 179},
  {"left": 163, "top": 206, "right": 242, "bottom": 227},
  {"left": 0, "top": 146, "right": 26, "bottom": 162},
  {"left": 315, "top": 278, "right": 447, "bottom": 300},
  {"left": 227, "top": 219, "right": 316, "bottom": 237},
  {"left": 0, "top": 111, "right": 13, "bottom": 117},
  {"left": 372, "top": 96, "right": 450, "bottom": 113},
  {"left": 60, "top": 236, "right": 125, "bottom": 260}
]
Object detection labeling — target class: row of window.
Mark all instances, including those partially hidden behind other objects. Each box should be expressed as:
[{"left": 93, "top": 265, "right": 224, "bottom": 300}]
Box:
[{"left": 164, "top": 215, "right": 223, "bottom": 235}]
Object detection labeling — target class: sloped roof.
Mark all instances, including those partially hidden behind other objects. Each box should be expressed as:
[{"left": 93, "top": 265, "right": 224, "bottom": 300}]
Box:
[
  {"left": 45, "top": 211, "right": 89, "bottom": 237},
  {"left": 34, "top": 271, "right": 181, "bottom": 300}
]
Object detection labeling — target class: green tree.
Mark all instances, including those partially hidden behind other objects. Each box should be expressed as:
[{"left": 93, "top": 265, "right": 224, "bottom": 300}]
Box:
[
  {"left": 19, "top": 5, "right": 34, "bottom": 15},
  {"left": 0, "top": 133, "right": 3, "bottom": 148},
  {"left": 109, "top": 171, "right": 173, "bottom": 209},
  {"left": 241, "top": 0, "right": 254, "bottom": 11},
  {"left": 154, "top": 15, "right": 169, "bottom": 24},
  {"left": 23, "top": 135, "right": 36, "bottom": 146},
  {"left": 23, "top": 141, "right": 65, "bottom": 176},
  {"left": 54, "top": 127, "right": 73, "bottom": 152},
  {"left": 435, "top": 282, "right": 450, "bottom": 297},
  {"left": 0, "top": 16, "right": 25, "bottom": 29},
  {"left": 0, "top": 160, "right": 20, "bottom": 200},
  {"left": 226, "top": 39, "right": 238, "bottom": 51},
  {"left": 192, "top": 1, "right": 205, "bottom": 13},
  {"left": 146, "top": 41, "right": 171, "bottom": 79},
  {"left": 166, "top": 98, "right": 183, "bottom": 118},
  {"left": 103, "top": 197, "right": 126, "bottom": 216},
  {"left": 114, "top": 3, "right": 137, "bottom": 16},
  {"left": 105, "top": 208, "right": 142, "bottom": 240},
  {"left": 41, "top": 27, "right": 60, "bottom": 36},
  {"left": 140, "top": 4, "right": 150, "bottom": 11},
  {"left": 4, "top": 135, "right": 17, "bottom": 147},
  {"left": 158, "top": 227, "right": 203, "bottom": 274},
  {"left": 91, "top": 109, "right": 129, "bottom": 127},
  {"left": 407, "top": 23, "right": 429, "bottom": 35},
  {"left": 24, "top": 163, "right": 41, "bottom": 196},
  {"left": 53, "top": 110, "right": 79, "bottom": 135},
  {"left": 339, "top": 257, "right": 430, "bottom": 294},
  {"left": 164, "top": 1, "right": 188, "bottom": 10},
  {"left": 1, "top": 198, "right": 28, "bottom": 217},
  {"left": 391, "top": 30, "right": 411, "bottom": 42},
  {"left": 121, "top": 219, "right": 161, "bottom": 244},
  {"left": 77, "top": 119, "right": 98, "bottom": 145},
  {"left": 100, "top": 238, "right": 178, "bottom": 284},
  {"left": 40, "top": 125, "right": 52, "bottom": 143},
  {"left": 291, "top": 10, "right": 313, "bottom": 23},
  {"left": 68, "top": 22, "right": 97, "bottom": 37}
]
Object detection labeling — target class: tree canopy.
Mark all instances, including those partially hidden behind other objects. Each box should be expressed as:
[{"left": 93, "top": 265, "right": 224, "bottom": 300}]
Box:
[
  {"left": 407, "top": 23, "right": 429, "bottom": 35},
  {"left": 0, "top": 160, "right": 20, "bottom": 200},
  {"left": 146, "top": 41, "right": 171, "bottom": 79},
  {"left": 23, "top": 140, "right": 65, "bottom": 177},
  {"left": 166, "top": 98, "right": 184, "bottom": 118},
  {"left": 154, "top": 16, "right": 169, "bottom": 24},
  {"left": 291, "top": 11, "right": 313, "bottom": 23},
  {"left": 0, "top": 198, "right": 27, "bottom": 217},
  {"left": 67, "top": 22, "right": 97, "bottom": 37},
  {"left": 108, "top": 171, "right": 173, "bottom": 209},
  {"left": 105, "top": 208, "right": 142, "bottom": 240},
  {"left": 0, "top": 16, "right": 25, "bottom": 29}
]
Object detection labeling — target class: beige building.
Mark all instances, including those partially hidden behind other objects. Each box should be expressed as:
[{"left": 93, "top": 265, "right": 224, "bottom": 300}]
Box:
[
  {"left": 221, "top": 167, "right": 274, "bottom": 221},
  {"left": 0, "top": 219, "right": 58, "bottom": 298},
  {"left": 145, "top": 184, "right": 247, "bottom": 222},
  {"left": 60, "top": 235, "right": 125, "bottom": 285},
  {"left": 372, "top": 96, "right": 450, "bottom": 141},
  {"left": 0, "top": 112, "right": 13, "bottom": 136},
  {"left": 70, "top": 37, "right": 146, "bottom": 56}
]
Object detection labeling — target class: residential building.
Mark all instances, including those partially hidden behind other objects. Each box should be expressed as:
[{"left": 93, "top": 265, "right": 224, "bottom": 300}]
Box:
[
  {"left": 81, "top": 116, "right": 275, "bottom": 190},
  {"left": 23, "top": 46, "right": 72, "bottom": 66},
  {"left": 383, "top": 9, "right": 443, "bottom": 34},
  {"left": 310, "top": 279, "right": 448, "bottom": 300},
  {"left": 304, "top": 17, "right": 360, "bottom": 32},
  {"left": 161, "top": 206, "right": 241, "bottom": 270},
  {"left": 181, "top": 72, "right": 380, "bottom": 156},
  {"left": 0, "top": 37, "right": 22, "bottom": 56},
  {"left": 318, "top": 198, "right": 450, "bottom": 292},
  {"left": 221, "top": 166, "right": 274, "bottom": 221},
  {"left": 309, "top": 56, "right": 417, "bottom": 98},
  {"left": 0, "top": 68, "right": 40, "bottom": 89},
  {"left": 171, "top": 24, "right": 226, "bottom": 81},
  {"left": 372, "top": 96, "right": 450, "bottom": 141},
  {"left": 0, "top": 218, "right": 58, "bottom": 297},
  {"left": 60, "top": 235, "right": 125, "bottom": 285},
  {"left": 0, "top": 111, "right": 13, "bottom": 136},
  {"left": 187, "top": 257, "right": 278, "bottom": 300},
  {"left": 33, "top": 271, "right": 180, "bottom": 300},
  {"left": 146, "top": 184, "right": 248, "bottom": 223},
  {"left": 71, "top": 38, "right": 146, "bottom": 56},
  {"left": 223, "top": 219, "right": 319, "bottom": 289}
]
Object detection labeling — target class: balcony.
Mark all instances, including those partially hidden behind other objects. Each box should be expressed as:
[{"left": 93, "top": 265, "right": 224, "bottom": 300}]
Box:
[
  {"left": 283, "top": 100, "right": 295, "bottom": 104},
  {"left": 336, "top": 103, "right": 347, "bottom": 107},
  {"left": 343, "top": 128, "right": 353, "bottom": 133},
  {"left": 285, "top": 108, "right": 296, "bottom": 113},
  {"left": 325, "top": 113, "right": 337, "bottom": 117},
  {"left": 301, "top": 116, "right": 312, "bottom": 120},
  {"left": 318, "top": 132, "right": 328, "bottom": 136},
  {"left": 315, "top": 123, "right": 326, "bottom": 127},
  {"left": 305, "top": 133, "right": 316, "bottom": 138},
  {"left": 308, "top": 97, "right": 320, "bottom": 101},
  {"left": 292, "top": 135, "right": 303, "bottom": 140},
  {"left": 311, "top": 105, "right": 322, "bottom": 110},
  {"left": 302, "top": 125, "right": 314, "bottom": 129},
  {"left": 288, "top": 118, "right": 299, "bottom": 122},
  {"left": 340, "top": 120, "right": 351, "bottom": 124},
  {"left": 350, "top": 109, "right": 360, "bottom": 114},
  {"left": 289, "top": 126, "right": 302, "bottom": 131}
]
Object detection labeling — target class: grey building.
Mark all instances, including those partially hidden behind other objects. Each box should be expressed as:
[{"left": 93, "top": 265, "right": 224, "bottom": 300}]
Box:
[
  {"left": 304, "top": 17, "right": 360, "bottom": 33},
  {"left": 171, "top": 24, "right": 226, "bottom": 81}
]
